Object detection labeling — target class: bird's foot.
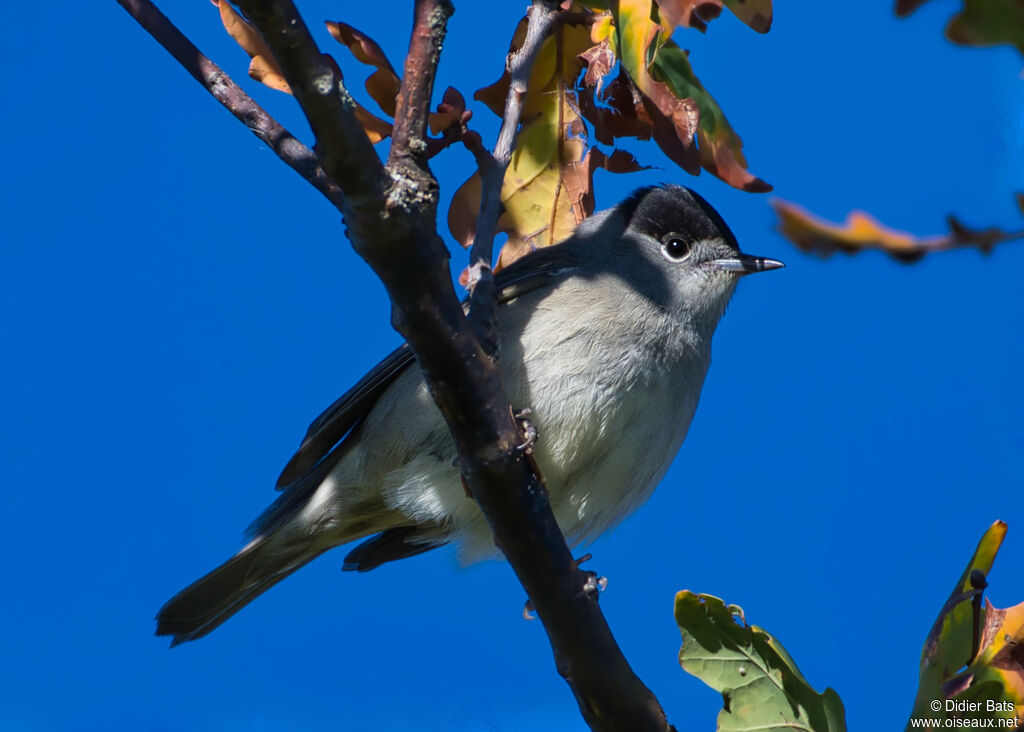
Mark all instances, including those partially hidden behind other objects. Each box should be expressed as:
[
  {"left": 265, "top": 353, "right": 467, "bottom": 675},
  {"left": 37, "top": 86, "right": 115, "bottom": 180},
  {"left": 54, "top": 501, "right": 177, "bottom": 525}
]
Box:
[
  {"left": 522, "top": 598, "right": 537, "bottom": 621},
  {"left": 520, "top": 555, "right": 607, "bottom": 621},
  {"left": 513, "top": 407, "right": 538, "bottom": 453},
  {"left": 572, "top": 554, "right": 608, "bottom": 600}
]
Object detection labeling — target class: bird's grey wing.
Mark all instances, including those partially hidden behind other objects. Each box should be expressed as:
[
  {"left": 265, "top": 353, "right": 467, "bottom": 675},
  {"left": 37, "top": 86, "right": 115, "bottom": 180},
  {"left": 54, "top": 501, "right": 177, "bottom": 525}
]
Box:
[
  {"left": 275, "top": 244, "right": 584, "bottom": 490},
  {"left": 276, "top": 343, "right": 415, "bottom": 488}
]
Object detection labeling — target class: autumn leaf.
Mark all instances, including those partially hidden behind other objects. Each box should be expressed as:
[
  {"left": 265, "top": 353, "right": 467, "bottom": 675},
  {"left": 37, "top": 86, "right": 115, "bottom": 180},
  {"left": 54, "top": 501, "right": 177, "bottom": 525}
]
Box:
[
  {"left": 772, "top": 197, "right": 1024, "bottom": 262},
  {"left": 600, "top": 0, "right": 770, "bottom": 190},
  {"left": 214, "top": 0, "right": 290, "bottom": 93},
  {"left": 211, "top": 4, "right": 392, "bottom": 143},
  {"left": 722, "top": 0, "right": 772, "bottom": 33},
  {"left": 896, "top": 0, "right": 1024, "bottom": 56},
  {"left": 451, "top": 1, "right": 771, "bottom": 269},
  {"left": 612, "top": 0, "right": 701, "bottom": 174},
  {"left": 606, "top": 0, "right": 773, "bottom": 34},
  {"left": 572, "top": 148, "right": 649, "bottom": 217},
  {"left": 654, "top": 1, "right": 724, "bottom": 33},
  {"left": 451, "top": 20, "right": 591, "bottom": 267},
  {"left": 450, "top": 11, "right": 645, "bottom": 270},
  {"left": 906, "top": 521, "right": 1024, "bottom": 729},
  {"left": 325, "top": 21, "right": 462, "bottom": 136},
  {"left": 325, "top": 22, "right": 400, "bottom": 116},
  {"left": 652, "top": 40, "right": 770, "bottom": 191}
]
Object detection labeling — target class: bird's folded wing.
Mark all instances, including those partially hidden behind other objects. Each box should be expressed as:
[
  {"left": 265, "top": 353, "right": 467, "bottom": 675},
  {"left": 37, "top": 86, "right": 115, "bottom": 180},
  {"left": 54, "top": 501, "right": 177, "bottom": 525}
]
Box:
[
  {"left": 275, "top": 247, "right": 582, "bottom": 490},
  {"left": 275, "top": 343, "right": 415, "bottom": 488}
]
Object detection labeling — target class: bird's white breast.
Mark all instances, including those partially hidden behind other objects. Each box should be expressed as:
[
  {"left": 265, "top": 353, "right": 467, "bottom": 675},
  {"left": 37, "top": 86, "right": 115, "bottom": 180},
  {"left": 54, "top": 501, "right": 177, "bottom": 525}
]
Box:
[{"left": 324, "top": 271, "right": 712, "bottom": 563}]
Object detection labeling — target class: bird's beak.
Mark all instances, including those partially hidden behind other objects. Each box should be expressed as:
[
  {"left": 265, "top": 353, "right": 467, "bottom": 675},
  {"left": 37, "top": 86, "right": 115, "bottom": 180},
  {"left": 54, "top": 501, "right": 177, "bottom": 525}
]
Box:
[{"left": 711, "top": 255, "right": 785, "bottom": 275}]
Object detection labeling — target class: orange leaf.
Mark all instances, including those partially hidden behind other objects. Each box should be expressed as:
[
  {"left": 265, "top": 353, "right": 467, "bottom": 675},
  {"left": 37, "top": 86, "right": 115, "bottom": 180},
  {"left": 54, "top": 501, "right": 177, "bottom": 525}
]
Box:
[
  {"left": 248, "top": 55, "right": 291, "bottom": 94},
  {"left": 215, "top": 0, "right": 291, "bottom": 94},
  {"left": 353, "top": 106, "right": 393, "bottom": 145},
  {"left": 324, "top": 21, "right": 462, "bottom": 136},
  {"left": 773, "top": 197, "right": 1024, "bottom": 262},
  {"left": 429, "top": 87, "right": 465, "bottom": 135},
  {"left": 325, "top": 22, "right": 401, "bottom": 117},
  {"left": 472, "top": 18, "right": 529, "bottom": 117}
]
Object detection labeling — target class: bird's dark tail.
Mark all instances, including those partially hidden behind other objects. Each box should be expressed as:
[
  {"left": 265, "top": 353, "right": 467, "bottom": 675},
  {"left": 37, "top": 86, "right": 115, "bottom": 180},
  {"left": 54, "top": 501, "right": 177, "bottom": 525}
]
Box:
[{"left": 155, "top": 536, "right": 325, "bottom": 646}]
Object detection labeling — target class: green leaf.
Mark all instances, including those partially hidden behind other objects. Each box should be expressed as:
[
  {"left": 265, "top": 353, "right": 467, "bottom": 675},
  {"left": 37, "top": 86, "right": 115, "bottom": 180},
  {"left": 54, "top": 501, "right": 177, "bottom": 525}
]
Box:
[{"left": 676, "top": 591, "right": 846, "bottom": 732}]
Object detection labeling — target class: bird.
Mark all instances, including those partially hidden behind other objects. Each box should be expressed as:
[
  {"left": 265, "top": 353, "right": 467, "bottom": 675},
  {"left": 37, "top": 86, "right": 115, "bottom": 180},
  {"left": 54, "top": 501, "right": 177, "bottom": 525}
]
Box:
[{"left": 155, "top": 184, "right": 783, "bottom": 645}]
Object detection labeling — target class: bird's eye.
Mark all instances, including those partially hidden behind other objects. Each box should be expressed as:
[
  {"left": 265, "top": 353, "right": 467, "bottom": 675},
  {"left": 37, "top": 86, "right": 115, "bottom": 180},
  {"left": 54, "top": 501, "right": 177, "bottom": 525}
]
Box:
[{"left": 662, "top": 237, "right": 690, "bottom": 260}]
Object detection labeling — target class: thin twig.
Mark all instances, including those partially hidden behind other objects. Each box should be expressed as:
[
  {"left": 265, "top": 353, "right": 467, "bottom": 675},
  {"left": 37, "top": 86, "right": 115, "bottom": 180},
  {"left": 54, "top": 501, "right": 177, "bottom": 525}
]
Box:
[
  {"left": 389, "top": 0, "right": 453, "bottom": 168},
  {"left": 234, "top": 0, "right": 386, "bottom": 207},
  {"left": 465, "top": 1, "right": 560, "bottom": 353},
  {"left": 116, "top": 0, "right": 345, "bottom": 210}
]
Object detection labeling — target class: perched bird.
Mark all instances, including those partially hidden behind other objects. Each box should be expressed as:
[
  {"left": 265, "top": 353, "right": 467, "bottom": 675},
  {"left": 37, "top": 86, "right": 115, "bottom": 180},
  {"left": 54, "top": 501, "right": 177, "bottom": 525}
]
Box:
[{"left": 156, "top": 184, "right": 782, "bottom": 645}]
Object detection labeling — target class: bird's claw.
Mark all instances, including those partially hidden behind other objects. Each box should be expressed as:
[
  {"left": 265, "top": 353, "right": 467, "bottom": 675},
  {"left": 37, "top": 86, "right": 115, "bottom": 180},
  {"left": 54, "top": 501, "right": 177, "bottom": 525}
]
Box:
[
  {"left": 521, "top": 555, "right": 607, "bottom": 620},
  {"left": 513, "top": 407, "right": 538, "bottom": 453},
  {"left": 572, "top": 554, "right": 607, "bottom": 600},
  {"left": 522, "top": 598, "right": 536, "bottom": 621},
  {"left": 579, "top": 572, "right": 608, "bottom": 600}
]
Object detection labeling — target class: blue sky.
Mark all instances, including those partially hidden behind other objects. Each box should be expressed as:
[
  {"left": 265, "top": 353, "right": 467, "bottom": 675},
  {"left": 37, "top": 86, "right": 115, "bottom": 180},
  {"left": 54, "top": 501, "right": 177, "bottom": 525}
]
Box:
[{"left": 1, "top": 1, "right": 1022, "bottom": 730}]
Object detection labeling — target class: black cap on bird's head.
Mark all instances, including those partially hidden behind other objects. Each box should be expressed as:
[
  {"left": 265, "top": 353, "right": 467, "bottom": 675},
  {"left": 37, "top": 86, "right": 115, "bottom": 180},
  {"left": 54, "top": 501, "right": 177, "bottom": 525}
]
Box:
[{"left": 621, "top": 184, "right": 784, "bottom": 275}]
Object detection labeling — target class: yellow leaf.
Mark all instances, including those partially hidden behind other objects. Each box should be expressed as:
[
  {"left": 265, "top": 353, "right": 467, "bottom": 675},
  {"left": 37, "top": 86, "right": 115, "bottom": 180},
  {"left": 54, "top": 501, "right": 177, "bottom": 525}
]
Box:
[
  {"left": 906, "top": 522, "right": 1024, "bottom": 729},
  {"left": 452, "top": 17, "right": 606, "bottom": 270}
]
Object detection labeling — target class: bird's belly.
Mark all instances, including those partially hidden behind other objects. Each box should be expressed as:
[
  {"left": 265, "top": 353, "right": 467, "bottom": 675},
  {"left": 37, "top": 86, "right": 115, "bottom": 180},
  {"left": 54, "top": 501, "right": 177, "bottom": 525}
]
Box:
[
  {"left": 530, "top": 366, "right": 702, "bottom": 547},
  {"left": 352, "top": 290, "right": 709, "bottom": 563}
]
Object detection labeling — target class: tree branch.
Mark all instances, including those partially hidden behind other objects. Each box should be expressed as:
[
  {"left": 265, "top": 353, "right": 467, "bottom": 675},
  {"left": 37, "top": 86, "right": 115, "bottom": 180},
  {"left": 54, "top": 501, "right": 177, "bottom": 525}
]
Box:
[
  {"left": 125, "top": 1, "right": 673, "bottom": 728},
  {"left": 116, "top": 0, "right": 345, "bottom": 211},
  {"left": 465, "top": 2, "right": 561, "bottom": 352},
  {"left": 233, "top": 0, "right": 386, "bottom": 204},
  {"left": 389, "top": 0, "right": 447, "bottom": 167}
]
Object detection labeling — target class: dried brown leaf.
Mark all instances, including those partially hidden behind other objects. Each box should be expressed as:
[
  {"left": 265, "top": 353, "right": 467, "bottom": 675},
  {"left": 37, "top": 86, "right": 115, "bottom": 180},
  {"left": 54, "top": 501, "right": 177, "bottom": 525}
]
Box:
[
  {"left": 429, "top": 86, "right": 466, "bottom": 135},
  {"left": 655, "top": 0, "right": 723, "bottom": 32},
  {"left": 568, "top": 147, "right": 648, "bottom": 217},
  {"left": 722, "top": 0, "right": 772, "bottom": 33},
  {"left": 894, "top": 0, "right": 931, "bottom": 16},
  {"left": 325, "top": 21, "right": 401, "bottom": 117},
  {"left": 577, "top": 74, "right": 655, "bottom": 145},
  {"left": 247, "top": 56, "right": 290, "bottom": 93},
  {"left": 453, "top": 14, "right": 644, "bottom": 271},
  {"left": 773, "top": 197, "right": 1024, "bottom": 262},
  {"left": 215, "top": 0, "right": 291, "bottom": 94},
  {"left": 216, "top": 0, "right": 272, "bottom": 61},
  {"left": 613, "top": 2, "right": 698, "bottom": 154},
  {"left": 610, "top": 1, "right": 767, "bottom": 186},
  {"left": 579, "top": 39, "right": 616, "bottom": 93},
  {"left": 473, "top": 18, "right": 529, "bottom": 117},
  {"left": 353, "top": 106, "right": 393, "bottom": 145},
  {"left": 640, "top": 84, "right": 701, "bottom": 175}
]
